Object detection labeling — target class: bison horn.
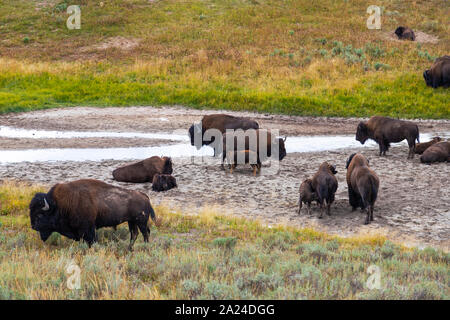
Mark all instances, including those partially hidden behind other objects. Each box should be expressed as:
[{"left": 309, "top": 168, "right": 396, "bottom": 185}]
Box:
[{"left": 42, "top": 198, "right": 50, "bottom": 211}]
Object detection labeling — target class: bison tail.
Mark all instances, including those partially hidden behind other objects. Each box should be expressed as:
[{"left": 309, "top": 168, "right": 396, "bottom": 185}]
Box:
[
  {"left": 146, "top": 202, "right": 157, "bottom": 223},
  {"left": 416, "top": 126, "right": 420, "bottom": 144}
]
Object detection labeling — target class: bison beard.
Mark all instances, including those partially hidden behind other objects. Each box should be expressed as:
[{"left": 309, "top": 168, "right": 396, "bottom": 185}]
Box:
[
  {"left": 355, "top": 116, "right": 419, "bottom": 159},
  {"left": 152, "top": 174, "right": 177, "bottom": 192},
  {"left": 29, "top": 179, "right": 157, "bottom": 250},
  {"left": 346, "top": 153, "right": 380, "bottom": 225}
]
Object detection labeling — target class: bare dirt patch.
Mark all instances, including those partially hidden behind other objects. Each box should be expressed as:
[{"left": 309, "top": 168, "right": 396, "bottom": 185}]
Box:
[{"left": 383, "top": 30, "right": 439, "bottom": 44}]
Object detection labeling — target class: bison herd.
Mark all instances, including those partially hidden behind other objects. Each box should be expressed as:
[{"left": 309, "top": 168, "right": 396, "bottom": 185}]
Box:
[{"left": 29, "top": 112, "right": 449, "bottom": 249}]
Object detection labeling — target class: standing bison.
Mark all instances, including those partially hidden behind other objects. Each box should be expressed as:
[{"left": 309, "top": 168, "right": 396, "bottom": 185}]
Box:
[
  {"left": 355, "top": 116, "right": 419, "bottom": 159},
  {"left": 298, "top": 178, "right": 317, "bottom": 215},
  {"left": 394, "top": 26, "right": 415, "bottom": 41},
  {"left": 346, "top": 153, "right": 380, "bottom": 225},
  {"left": 423, "top": 56, "right": 450, "bottom": 88},
  {"left": 311, "top": 162, "right": 338, "bottom": 218},
  {"left": 29, "top": 179, "right": 157, "bottom": 250},
  {"left": 420, "top": 141, "right": 450, "bottom": 164},
  {"left": 188, "top": 114, "right": 259, "bottom": 149},
  {"left": 112, "top": 156, "right": 173, "bottom": 183}
]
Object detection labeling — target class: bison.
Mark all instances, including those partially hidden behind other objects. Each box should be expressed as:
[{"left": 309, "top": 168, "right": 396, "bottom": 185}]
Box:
[
  {"left": 112, "top": 156, "right": 173, "bottom": 183},
  {"left": 420, "top": 141, "right": 450, "bottom": 164},
  {"left": 414, "top": 136, "right": 442, "bottom": 154},
  {"left": 394, "top": 26, "right": 415, "bottom": 41},
  {"left": 188, "top": 114, "right": 259, "bottom": 149},
  {"left": 152, "top": 174, "right": 177, "bottom": 192},
  {"left": 423, "top": 56, "right": 450, "bottom": 88},
  {"left": 311, "top": 162, "right": 338, "bottom": 218},
  {"left": 29, "top": 179, "right": 157, "bottom": 250},
  {"left": 221, "top": 129, "right": 287, "bottom": 168},
  {"left": 226, "top": 150, "right": 261, "bottom": 176},
  {"left": 356, "top": 116, "right": 419, "bottom": 159},
  {"left": 346, "top": 153, "right": 380, "bottom": 225},
  {"left": 298, "top": 178, "right": 317, "bottom": 215}
]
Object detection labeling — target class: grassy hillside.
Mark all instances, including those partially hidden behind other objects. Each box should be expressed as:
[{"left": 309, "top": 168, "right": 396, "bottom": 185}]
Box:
[
  {"left": 0, "top": 0, "right": 449, "bottom": 117},
  {"left": 0, "top": 181, "right": 448, "bottom": 299}
]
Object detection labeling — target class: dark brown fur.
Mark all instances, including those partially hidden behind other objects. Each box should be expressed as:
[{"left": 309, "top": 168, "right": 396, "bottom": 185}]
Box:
[
  {"left": 414, "top": 137, "right": 442, "bottom": 154},
  {"left": 356, "top": 116, "right": 420, "bottom": 158},
  {"left": 189, "top": 114, "right": 259, "bottom": 148},
  {"left": 423, "top": 56, "right": 450, "bottom": 88},
  {"left": 112, "top": 156, "right": 173, "bottom": 183},
  {"left": 345, "top": 153, "right": 380, "bottom": 225},
  {"left": 226, "top": 150, "right": 261, "bottom": 176},
  {"left": 311, "top": 162, "right": 338, "bottom": 218},
  {"left": 420, "top": 141, "right": 450, "bottom": 164},
  {"left": 29, "top": 179, "right": 157, "bottom": 250},
  {"left": 298, "top": 178, "right": 316, "bottom": 215},
  {"left": 151, "top": 174, "right": 177, "bottom": 192},
  {"left": 394, "top": 26, "right": 415, "bottom": 41}
]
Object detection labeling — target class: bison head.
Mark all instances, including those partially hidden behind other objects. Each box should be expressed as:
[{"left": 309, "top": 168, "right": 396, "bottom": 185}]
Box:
[
  {"left": 394, "top": 26, "right": 405, "bottom": 38},
  {"left": 328, "top": 164, "right": 338, "bottom": 174},
  {"left": 162, "top": 157, "right": 173, "bottom": 175},
  {"left": 29, "top": 193, "right": 58, "bottom": 242},
  {"left": 356, "top": 122, "right": 369, "bottom": 144},
  {"left": 278, "top": 137, "right": 287, "bottom": 161},
  {"left": 423, "top": 70, "right": 432, "bottom": 87}
]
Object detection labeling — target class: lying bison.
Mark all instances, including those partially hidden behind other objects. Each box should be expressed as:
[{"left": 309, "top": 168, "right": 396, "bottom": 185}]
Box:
[
  {"left": 420, "top": 141, "right": 450, "bottom": 164},
  {"left": 113, "top": 156, "right": 173, "bottom": 183},
  {"left": 226, "top": 150, "right": 261, "bottom": 176},
  {"left": 29, "top": 179, "right": 157, "bottom": 250},
  {"left": 188, "top": 114, "right": 259, "bottom": 149},
  {"left": 152, "top": 174, "right": 177, "bottom": 192},
  {"left": 221, "top": 129, "right": 287, "bottom": 167},
  {"left": 298, "top": 178, "right": 317, "bottom": 215},
  {"left": 394, "top": 26, "right": 415, "bottom": 41},
  {"left": 311, "top": 162, "right": 338, "bottom": 218},
  {"left": 414, "top": 137, "right": 442, "bottom": 154},
  {"left": 356, "top": 116, "right": 419, "bottom": 159},
  {"left": 423, "top": 56, "right": 450, "bottom": 88},
  {"left": 346, "top": 153, "right": 380, "bottom": 225}
]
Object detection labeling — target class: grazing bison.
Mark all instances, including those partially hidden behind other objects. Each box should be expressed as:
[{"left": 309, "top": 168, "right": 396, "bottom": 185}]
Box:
[
  {"left": 221, "top": 129, "right": 287, "bottom": 167},
  {"left": 346, "top": 153, "right": 380, "bottom": 225},
  {"left": 298, "top": 178, "right": 317, "bottom": 215},
  {"left": 356, "top": 116, "right": 419, "bottom": 159},
  {"left": 112, "top": 156, "right": 173, "bottom": 183},
  {"left": 394, "top": 26, "right": 415, "bottom": 41},
  {"left": 188, "top": 114, "right": 259, "bottom": 149},
  {"left": 29, "top": 179, "right": 157, "bottom": 250},
  {"left": 311, "top": 162, "right": 338, "bottom": 218},
  {"left": 423, "top": 56, "right": 450, "bottom": 88},
  {"left": 226, "top": 150, "right": 261, "bottom": 176},
  {"left": 420, "top": 141, "right": 450, "bottom": 164},
  {"left": 152, "top": 174, "right": 177, "bottom": 192},
  {"left": 414, "top": 137, "right": 442, "bottom": 154}
]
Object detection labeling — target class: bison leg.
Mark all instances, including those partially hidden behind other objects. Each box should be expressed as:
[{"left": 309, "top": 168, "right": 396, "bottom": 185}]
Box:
[
  {"left": 307, "top": 202, "right": 312, "bottom": 215},
  {"left": 128, "top": 221, "right": 139, "bottom": 251},
  {"left": 370, "top": 206, "right": 374, "bottom": 222},
  {"left": 318, "top": 200, "right": 325, "bottom": 219},
  {"left": 326, "top": 202, "right": 331, "bottom": 216},
  {"left": 364, "top": 208, "right": 371, "bottom": 225},
  {"left": 82, "top": 226, "right": 96, "bottom": 248},
  {"left": 298, "top": 198, "right": 302, "bottom": 214},
  {"left": 138, "top": 223, "right": 149, "bottom": 243},
  {"left": 348, "top": 186, "right": 359, "bottom": 211}
]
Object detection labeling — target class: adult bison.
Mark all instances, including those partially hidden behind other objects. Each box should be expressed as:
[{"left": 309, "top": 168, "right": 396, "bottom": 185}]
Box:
[
  {"left": 188, "top": 114, "right": 259, "bottom": 149},
  {"left": 221, "top": 129, "right": 287, "bottom": 168},
  {"left": 311, "top": 162, "right": 338, "bottom": 218},
  {"left": 394, "top": 26, "right": 415, "bottom": 41},
  {"left": 414, "top": 137, "right": 442, "bottom": 154},
  {"left": 423, "top": 56, "right": 450, "bottom": 88},
  {"left": 29, "top": 179, "right": 157, "bottom": 250},
  {"left": 112, "top": 156, "right": 173, "bottom": 183},
  {"left": 346, "top": 153, "right": 379, "bottom": 224},
  {"left": 152, "top": 174, "right": 177, "bottom": 192},
  {"left": 420, "top": 141, "right": 450, "bottom": 164},
  {"left": 355, "top": 116, "right": 419, "bottom": 159}
]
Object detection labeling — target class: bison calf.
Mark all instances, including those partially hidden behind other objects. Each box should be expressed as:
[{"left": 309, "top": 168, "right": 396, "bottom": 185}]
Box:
[
  {"left": 420, "top": 141, "right": 450, "bottom": 164},
  {"left": 226, "top": 150, "right": 261, "bottom": 176},
  {"left": 113, "top": 156, "right": 173, "bottom": 183},
  {"left": 311, "top": 162, "right": 338, "bottom": 218},
  {"left": 414, "top": 137, "right": 442, "bottom": 154},
  {"left": 356, "top": 116, "right": 419, "bottom": 159},
  {"left": 346, "top": 153, "right": 380, "bottom": 225},
  {"left": 152, "top": 174, "right": 177, "bottom": 192},
  {"left": 298, "top": 178, "right": 317, "bottom": 215},
  {"left": 29, "top": 179, "right": 157, "bottom": 250}
]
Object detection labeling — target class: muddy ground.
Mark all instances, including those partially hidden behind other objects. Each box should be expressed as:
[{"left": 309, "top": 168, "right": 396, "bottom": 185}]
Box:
[{"left": 0, "top": 106, "right": 449, "bottom": 250}]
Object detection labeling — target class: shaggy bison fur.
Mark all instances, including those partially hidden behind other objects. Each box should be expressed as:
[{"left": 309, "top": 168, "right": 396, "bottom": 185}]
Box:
[
  {"left": 394, "top": 26, "right": 415, "bottom": 41},
  {"left": 311, "top": 162, "right": 338, "bottom": 218},
  {"left": 346, "top": 153, "right": 380, "bottom": 225},
  {"left": 356, "top": 116, "right": 419, "bottom": 158},
  {"left": 29, "top": 179, "right": 157, "bottom": 250},
  {"left": 298, "top": 178, "right": 317, "bottom": 215},
  {"left": 112, "top": 156, "right": 173, "bottom": 183},
  {"left": 414, "top": 137, "right": 442, "bottom": 154},
  {"left": 420, "top": 141, "right": 450, "bottom": 164},
  {"left": 423, "top": 56, "right": 450, "bottom": 88},
  {"left": 152, "top": 174, "right": 177, "bottom": 192}
]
